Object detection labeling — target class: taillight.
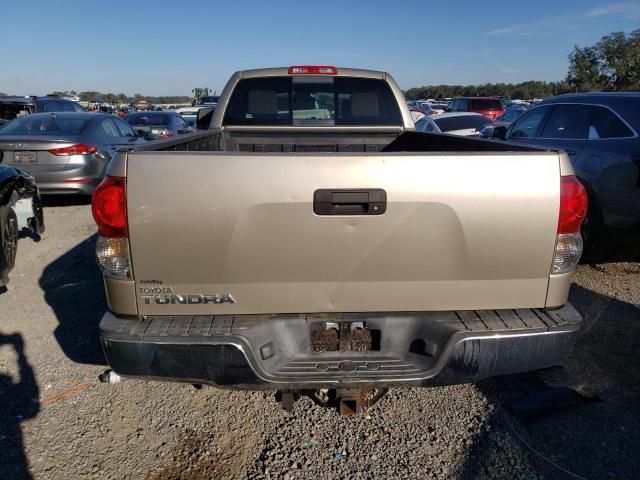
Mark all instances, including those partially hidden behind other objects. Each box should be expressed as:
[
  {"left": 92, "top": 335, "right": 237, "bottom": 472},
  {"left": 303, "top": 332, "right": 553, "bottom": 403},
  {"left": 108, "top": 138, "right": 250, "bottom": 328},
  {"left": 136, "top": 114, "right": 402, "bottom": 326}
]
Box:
[
  {"left": 558, "top": 175, "right": 588, "bottom": 234},
  {"left": 552, "top": 175, "right": 588, "bottom": 274},
  {"left": 92, "top": 176, "right": 127, "bottom": 238},
  {"left": 288, "top": 65, "right": 338, "bottom": 75},
  {"left": 48, "top": 144, "right": 97, "bottom": 155},
  {"left": 92, "top": 176, "right": 131, "bottom": 278}
]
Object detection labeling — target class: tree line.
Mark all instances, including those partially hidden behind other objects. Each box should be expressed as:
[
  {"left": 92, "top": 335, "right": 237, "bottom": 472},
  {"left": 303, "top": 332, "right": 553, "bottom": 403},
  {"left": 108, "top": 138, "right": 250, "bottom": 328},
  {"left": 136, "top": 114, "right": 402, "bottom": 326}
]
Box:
[{"left": 406, "top": 30, "right": 639, "bottom": 100}]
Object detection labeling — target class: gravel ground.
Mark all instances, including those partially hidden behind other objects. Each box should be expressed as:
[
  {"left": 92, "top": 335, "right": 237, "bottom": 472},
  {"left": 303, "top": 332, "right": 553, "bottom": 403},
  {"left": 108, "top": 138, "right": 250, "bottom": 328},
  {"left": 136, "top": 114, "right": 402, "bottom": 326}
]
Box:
[{"left": 0, "top": 201, "right": 639, "bottom": 479}]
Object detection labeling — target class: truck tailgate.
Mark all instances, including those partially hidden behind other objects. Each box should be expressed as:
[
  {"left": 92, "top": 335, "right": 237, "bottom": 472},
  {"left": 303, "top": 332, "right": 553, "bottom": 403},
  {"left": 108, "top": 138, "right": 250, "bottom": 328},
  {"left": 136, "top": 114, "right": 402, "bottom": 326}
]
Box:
[{"left": 126, "top": 151, "right": 560, "bottom": 315}]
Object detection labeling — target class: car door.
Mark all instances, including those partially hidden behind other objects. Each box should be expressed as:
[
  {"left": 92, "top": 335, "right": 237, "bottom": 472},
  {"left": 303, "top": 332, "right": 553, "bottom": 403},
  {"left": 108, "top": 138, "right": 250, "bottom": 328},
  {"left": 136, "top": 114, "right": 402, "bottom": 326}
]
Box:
[
  {"left": 506, "top": 105, "right": 553, "bottom": 143},
  {"left": 582, "top": 105, "right": 640, "bottom": 228},
  {"left": 534, "top": 104, "right": 591, "bottom": 164}
]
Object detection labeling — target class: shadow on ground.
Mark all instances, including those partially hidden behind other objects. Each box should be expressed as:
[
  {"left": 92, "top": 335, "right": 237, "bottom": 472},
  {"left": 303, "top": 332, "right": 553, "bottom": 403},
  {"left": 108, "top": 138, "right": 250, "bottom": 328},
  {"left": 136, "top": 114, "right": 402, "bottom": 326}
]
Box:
[
  {"left": 0, "top": 332, "right": 39, "bottom": 480},
  {"left": 454, "top": 284, "right": 640, "bottom": 480},
  {"left": 39, "top": 234, "right": 107, "bottom": 365}
]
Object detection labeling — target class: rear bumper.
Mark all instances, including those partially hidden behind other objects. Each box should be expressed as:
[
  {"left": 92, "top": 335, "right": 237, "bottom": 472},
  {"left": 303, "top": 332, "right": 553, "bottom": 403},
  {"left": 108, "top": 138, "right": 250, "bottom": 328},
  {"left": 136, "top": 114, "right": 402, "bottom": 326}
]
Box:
[{"left": 100, "top": 305, "right": 582, "bottom": 389}]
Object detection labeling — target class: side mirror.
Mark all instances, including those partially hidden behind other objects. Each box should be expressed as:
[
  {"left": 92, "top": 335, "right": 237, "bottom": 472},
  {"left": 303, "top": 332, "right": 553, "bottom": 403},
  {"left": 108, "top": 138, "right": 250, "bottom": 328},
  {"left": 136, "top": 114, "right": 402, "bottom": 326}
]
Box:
[{"left": 492, "top": 125, "right": 507, "bottom": 140}]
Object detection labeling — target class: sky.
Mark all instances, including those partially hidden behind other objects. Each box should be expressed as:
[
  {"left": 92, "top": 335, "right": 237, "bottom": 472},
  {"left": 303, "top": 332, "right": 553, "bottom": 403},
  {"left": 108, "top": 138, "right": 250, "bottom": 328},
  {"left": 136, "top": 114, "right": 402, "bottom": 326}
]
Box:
[{"left": 0, "top": 0, "right": 639, "bottom": 96}]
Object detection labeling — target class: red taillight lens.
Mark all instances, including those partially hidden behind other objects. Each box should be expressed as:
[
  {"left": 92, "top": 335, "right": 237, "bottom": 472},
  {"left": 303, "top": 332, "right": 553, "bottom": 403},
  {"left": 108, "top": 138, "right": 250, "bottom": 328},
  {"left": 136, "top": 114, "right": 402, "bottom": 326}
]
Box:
[
  {"left": 558, "top": 175, "right": 588, "bottom": 234},
  {"left": 159, "top": 130, "right": 173, "bottom": 138},
  {"left": 288, "top": 65, "right": 338, "bottom": 75},
  {"left": 92, "top": 176, "right": 127, "bottom": 238},
  {"left": 48, "top": 144, "right": 97, "bottom": 155}
]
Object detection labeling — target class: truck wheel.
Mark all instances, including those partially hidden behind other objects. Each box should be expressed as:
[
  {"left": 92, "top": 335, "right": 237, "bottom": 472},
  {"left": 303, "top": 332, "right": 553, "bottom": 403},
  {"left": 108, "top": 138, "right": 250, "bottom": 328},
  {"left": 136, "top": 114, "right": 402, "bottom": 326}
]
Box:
[{"left": 0, "top": 206, "right": 19, "bottom": 284}]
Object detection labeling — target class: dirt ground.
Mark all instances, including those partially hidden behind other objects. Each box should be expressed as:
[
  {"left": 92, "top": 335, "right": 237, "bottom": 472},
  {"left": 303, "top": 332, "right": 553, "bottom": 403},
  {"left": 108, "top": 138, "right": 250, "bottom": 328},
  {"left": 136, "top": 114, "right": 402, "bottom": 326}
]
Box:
[{"left": 0, "top": 200, "right": 638, "bottom": 479}]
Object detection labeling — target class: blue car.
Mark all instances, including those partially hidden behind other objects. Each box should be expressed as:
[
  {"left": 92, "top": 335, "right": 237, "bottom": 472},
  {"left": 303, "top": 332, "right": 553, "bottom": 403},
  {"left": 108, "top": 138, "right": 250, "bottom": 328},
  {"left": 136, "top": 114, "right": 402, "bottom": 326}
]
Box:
[
  {"left": 0, "top": 163, "right": 44, "bottom": 287},
  {"left": 491, "top": 93, "right": 640, "bottom": 258}
]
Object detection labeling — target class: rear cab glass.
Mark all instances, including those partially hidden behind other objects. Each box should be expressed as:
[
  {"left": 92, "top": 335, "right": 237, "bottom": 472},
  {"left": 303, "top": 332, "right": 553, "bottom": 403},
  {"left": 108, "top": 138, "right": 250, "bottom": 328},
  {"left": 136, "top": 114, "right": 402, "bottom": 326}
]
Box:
[{"left": 223, "top": 76, "right": 403, "bottom": 126}]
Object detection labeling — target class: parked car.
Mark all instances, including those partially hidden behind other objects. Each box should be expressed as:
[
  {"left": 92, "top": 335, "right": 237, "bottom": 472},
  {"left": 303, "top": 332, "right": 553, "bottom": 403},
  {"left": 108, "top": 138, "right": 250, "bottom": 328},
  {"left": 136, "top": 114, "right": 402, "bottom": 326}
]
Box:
[
  {"left": 449, "top": 97, "right": 504, "bottom": 120},
  {"left": 0, "top": 162, "right": 44, "bottom": 288},
  {"left": 429, "top": 103, "right": 448, "bottom": 114},
  {"left": 0, "top": 96, "right": 85, "bottom": 126},
  {"left": 175, "top": 106, "right": 212, "bottom": 128},
  {"left": 409, "top": 107, "right": 425, "bottom": 123},
  {"left": 124, "top": 111, "right": 194, "bottom": 139},
  {"left": 489, "top": 93, "right": 640, "bottom": 258},
  {"left": 0, "top": 112, "right": 145, "bottom": 195},
  {"left": 415, "top": 112, "right": 493, "bottom": 136},
  {"left": 416, "top": 102, "right": 435, "bottom": 116},
  {"left": 479, "top": 106, "right": 527, "bottom": 138},
  {"left": 198, "top": 95, "right": 220, "bottom": 106}
]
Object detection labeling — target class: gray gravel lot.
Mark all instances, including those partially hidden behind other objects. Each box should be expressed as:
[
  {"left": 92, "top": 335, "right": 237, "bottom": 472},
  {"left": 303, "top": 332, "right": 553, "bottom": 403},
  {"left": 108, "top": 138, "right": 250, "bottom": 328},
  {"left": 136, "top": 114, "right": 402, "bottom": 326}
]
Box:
[{"left": 0, "top": 202, "right": 639, "bottom": 479}]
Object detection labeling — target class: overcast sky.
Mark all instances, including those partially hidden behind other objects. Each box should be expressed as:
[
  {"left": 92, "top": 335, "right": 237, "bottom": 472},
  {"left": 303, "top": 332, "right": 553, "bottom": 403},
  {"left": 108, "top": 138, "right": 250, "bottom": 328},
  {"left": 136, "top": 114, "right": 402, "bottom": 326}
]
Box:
[{"left": 1, "top": 0, "right": 639, "bottom": 96}]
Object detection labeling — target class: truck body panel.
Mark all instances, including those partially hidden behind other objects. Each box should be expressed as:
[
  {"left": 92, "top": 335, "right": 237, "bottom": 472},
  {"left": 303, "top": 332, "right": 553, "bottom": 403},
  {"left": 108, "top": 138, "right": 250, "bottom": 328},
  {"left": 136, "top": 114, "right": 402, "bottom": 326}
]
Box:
[{"left": 127, "top": 150, "right": 560, "bottom": 316}]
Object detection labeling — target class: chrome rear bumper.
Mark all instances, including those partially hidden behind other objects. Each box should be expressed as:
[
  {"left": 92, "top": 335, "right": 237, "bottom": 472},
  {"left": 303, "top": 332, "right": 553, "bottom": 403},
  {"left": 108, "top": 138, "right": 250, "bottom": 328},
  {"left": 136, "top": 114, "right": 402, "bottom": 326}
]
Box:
[{"left": 100, "top": 305, "right": 582, "bottom": 389}]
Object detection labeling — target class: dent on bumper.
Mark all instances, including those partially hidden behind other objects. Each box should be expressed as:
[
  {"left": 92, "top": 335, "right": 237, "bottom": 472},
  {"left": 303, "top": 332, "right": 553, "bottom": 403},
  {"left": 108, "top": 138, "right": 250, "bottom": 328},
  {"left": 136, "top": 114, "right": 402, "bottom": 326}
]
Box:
[{"left": 100, "top": 305, "right": 582, "bottom": 389}]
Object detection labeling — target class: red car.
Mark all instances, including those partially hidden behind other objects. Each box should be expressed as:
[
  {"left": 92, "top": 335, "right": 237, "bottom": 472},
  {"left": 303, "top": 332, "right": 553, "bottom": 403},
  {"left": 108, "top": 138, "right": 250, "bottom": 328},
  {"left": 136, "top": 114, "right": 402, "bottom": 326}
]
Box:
[{"left": 449, "top": 97, "right": 504, "bottom": 120}]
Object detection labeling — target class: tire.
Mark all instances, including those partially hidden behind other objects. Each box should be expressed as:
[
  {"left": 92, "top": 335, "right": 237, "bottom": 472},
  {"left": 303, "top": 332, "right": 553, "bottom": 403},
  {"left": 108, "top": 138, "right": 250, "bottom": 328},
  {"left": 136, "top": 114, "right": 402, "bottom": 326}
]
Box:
[{"left": 0, "top": 206, "right": 19, "bottom": 285}]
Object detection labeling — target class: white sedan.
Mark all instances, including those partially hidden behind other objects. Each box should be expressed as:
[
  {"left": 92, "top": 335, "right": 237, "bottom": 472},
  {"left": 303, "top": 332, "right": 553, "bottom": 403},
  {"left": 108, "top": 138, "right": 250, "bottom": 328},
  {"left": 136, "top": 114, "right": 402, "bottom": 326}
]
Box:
[{"left": 414, "top": 112, "right": 493, "bottom": 136}]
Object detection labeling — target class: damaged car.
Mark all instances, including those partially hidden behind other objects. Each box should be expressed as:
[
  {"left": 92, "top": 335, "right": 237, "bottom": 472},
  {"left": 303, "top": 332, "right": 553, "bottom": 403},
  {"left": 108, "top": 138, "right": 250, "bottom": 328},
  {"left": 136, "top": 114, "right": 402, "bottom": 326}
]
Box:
[{"left": 0, "top": 160, "right": 44, "bottom": 288}]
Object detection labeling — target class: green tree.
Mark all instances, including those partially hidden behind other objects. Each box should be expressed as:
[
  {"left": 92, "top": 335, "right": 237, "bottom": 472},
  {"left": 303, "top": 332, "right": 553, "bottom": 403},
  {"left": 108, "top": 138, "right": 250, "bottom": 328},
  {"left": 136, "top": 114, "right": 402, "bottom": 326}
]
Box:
[{"left": 567, "top": 30, "right": 640, "bottom": 91}]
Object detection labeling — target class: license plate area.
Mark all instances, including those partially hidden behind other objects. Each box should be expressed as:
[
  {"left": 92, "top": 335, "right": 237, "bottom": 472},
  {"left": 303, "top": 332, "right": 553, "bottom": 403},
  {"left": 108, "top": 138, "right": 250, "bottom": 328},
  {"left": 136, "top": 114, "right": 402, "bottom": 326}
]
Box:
[
  {"left": 311, "top": 321, "right": 381, "bottom": 352},
  {"left": 14, "top": 151, "right": 37, "bottom": 163}
]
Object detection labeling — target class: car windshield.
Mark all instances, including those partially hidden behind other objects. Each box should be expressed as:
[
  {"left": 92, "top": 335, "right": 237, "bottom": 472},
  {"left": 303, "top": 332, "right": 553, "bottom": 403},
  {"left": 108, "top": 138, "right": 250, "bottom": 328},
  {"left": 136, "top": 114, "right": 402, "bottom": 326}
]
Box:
[
  {"left": 470, "top": 99, "right": 503, "bottom": 110},
  {"left": 224, "top": 76, "right": 403, "bottom": 126},
  {"left": 434, "top": 115, "right": 492, "bottom": 132},
  {"left": 126, "top": 113, "right": 171, "bottom": 126},
  {"left": 0, "top": 115, "right": 88, "bottom": 135}
]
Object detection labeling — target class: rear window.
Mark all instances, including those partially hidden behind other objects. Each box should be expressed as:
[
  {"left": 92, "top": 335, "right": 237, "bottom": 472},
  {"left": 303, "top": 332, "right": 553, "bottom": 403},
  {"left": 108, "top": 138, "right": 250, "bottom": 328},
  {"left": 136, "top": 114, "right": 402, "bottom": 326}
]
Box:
[
  {"left": 223, "top": 76, "right": 403, "bottom": 126},
  {"left": 433, "top": 115, "right": 492, "bottom": 132},
  {"left": 470, "top": 99, "right": 503, "bottom": 111},
  {"left": 589, "top": 106, "right": 634, "bottom": 139},
  {"left": 0, "top": 104, "right": 32, "bottom": 123},
  {"left": 125, "top": 113, "right": 171, "bottom": 126},
  {"left": 0, "top": 115, "right": 88, "bottom": 135}
]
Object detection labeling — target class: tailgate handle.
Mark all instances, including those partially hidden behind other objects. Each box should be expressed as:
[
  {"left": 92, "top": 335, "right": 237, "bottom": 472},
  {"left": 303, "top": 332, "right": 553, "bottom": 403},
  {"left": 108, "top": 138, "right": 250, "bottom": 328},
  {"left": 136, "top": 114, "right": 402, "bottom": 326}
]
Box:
[{"left": 313, "top": 189, "right": 386, "bottom": 215}]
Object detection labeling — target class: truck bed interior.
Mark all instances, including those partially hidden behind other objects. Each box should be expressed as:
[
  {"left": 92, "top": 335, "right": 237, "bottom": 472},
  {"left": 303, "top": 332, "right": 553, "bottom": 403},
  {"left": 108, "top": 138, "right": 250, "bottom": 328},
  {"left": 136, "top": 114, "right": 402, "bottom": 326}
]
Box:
[{"left": 134, "top": 129, "right": 546, "bottom": 154}]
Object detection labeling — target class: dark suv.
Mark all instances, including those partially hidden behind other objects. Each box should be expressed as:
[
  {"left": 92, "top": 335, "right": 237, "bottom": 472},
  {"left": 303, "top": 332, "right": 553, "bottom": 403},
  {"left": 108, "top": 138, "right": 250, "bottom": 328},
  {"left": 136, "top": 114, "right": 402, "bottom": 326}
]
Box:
[
  {"left": 492, "top": 93, "right": 640, "bottom": 258},
  {"left": 0, "top": 96, "right": 85, "bottom": 126}
]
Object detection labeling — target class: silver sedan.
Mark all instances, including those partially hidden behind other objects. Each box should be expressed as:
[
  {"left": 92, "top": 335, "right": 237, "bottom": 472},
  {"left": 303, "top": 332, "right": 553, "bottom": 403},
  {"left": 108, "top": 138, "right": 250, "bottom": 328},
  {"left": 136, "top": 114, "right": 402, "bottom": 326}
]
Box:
[{"left": 0, "top": 112, "right": 145, "bottom": 195}]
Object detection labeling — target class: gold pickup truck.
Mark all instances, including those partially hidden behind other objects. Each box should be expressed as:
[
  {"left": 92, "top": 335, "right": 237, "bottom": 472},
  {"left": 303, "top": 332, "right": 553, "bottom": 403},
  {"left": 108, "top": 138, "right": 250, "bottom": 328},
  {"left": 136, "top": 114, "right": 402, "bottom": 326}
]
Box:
[{"left": 92, "top": 66, "right": 587, "bottom": 413}]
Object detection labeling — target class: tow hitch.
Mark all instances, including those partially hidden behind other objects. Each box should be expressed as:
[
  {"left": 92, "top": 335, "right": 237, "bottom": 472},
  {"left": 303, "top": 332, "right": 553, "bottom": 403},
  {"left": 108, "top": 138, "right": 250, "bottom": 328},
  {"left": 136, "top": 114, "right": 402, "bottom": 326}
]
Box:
[{"left": 277, "top": 388, "right": 388, "bottom": 416}]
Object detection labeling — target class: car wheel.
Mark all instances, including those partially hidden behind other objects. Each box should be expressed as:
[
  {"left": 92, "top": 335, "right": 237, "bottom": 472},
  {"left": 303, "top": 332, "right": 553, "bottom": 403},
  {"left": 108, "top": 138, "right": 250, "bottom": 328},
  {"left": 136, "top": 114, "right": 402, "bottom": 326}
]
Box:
[
  {"left": 0, "top": 206, "right": 19, "bottom": 284},
  {"left": 579, "top": 198, "right": 606, "bottom": 263}
]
